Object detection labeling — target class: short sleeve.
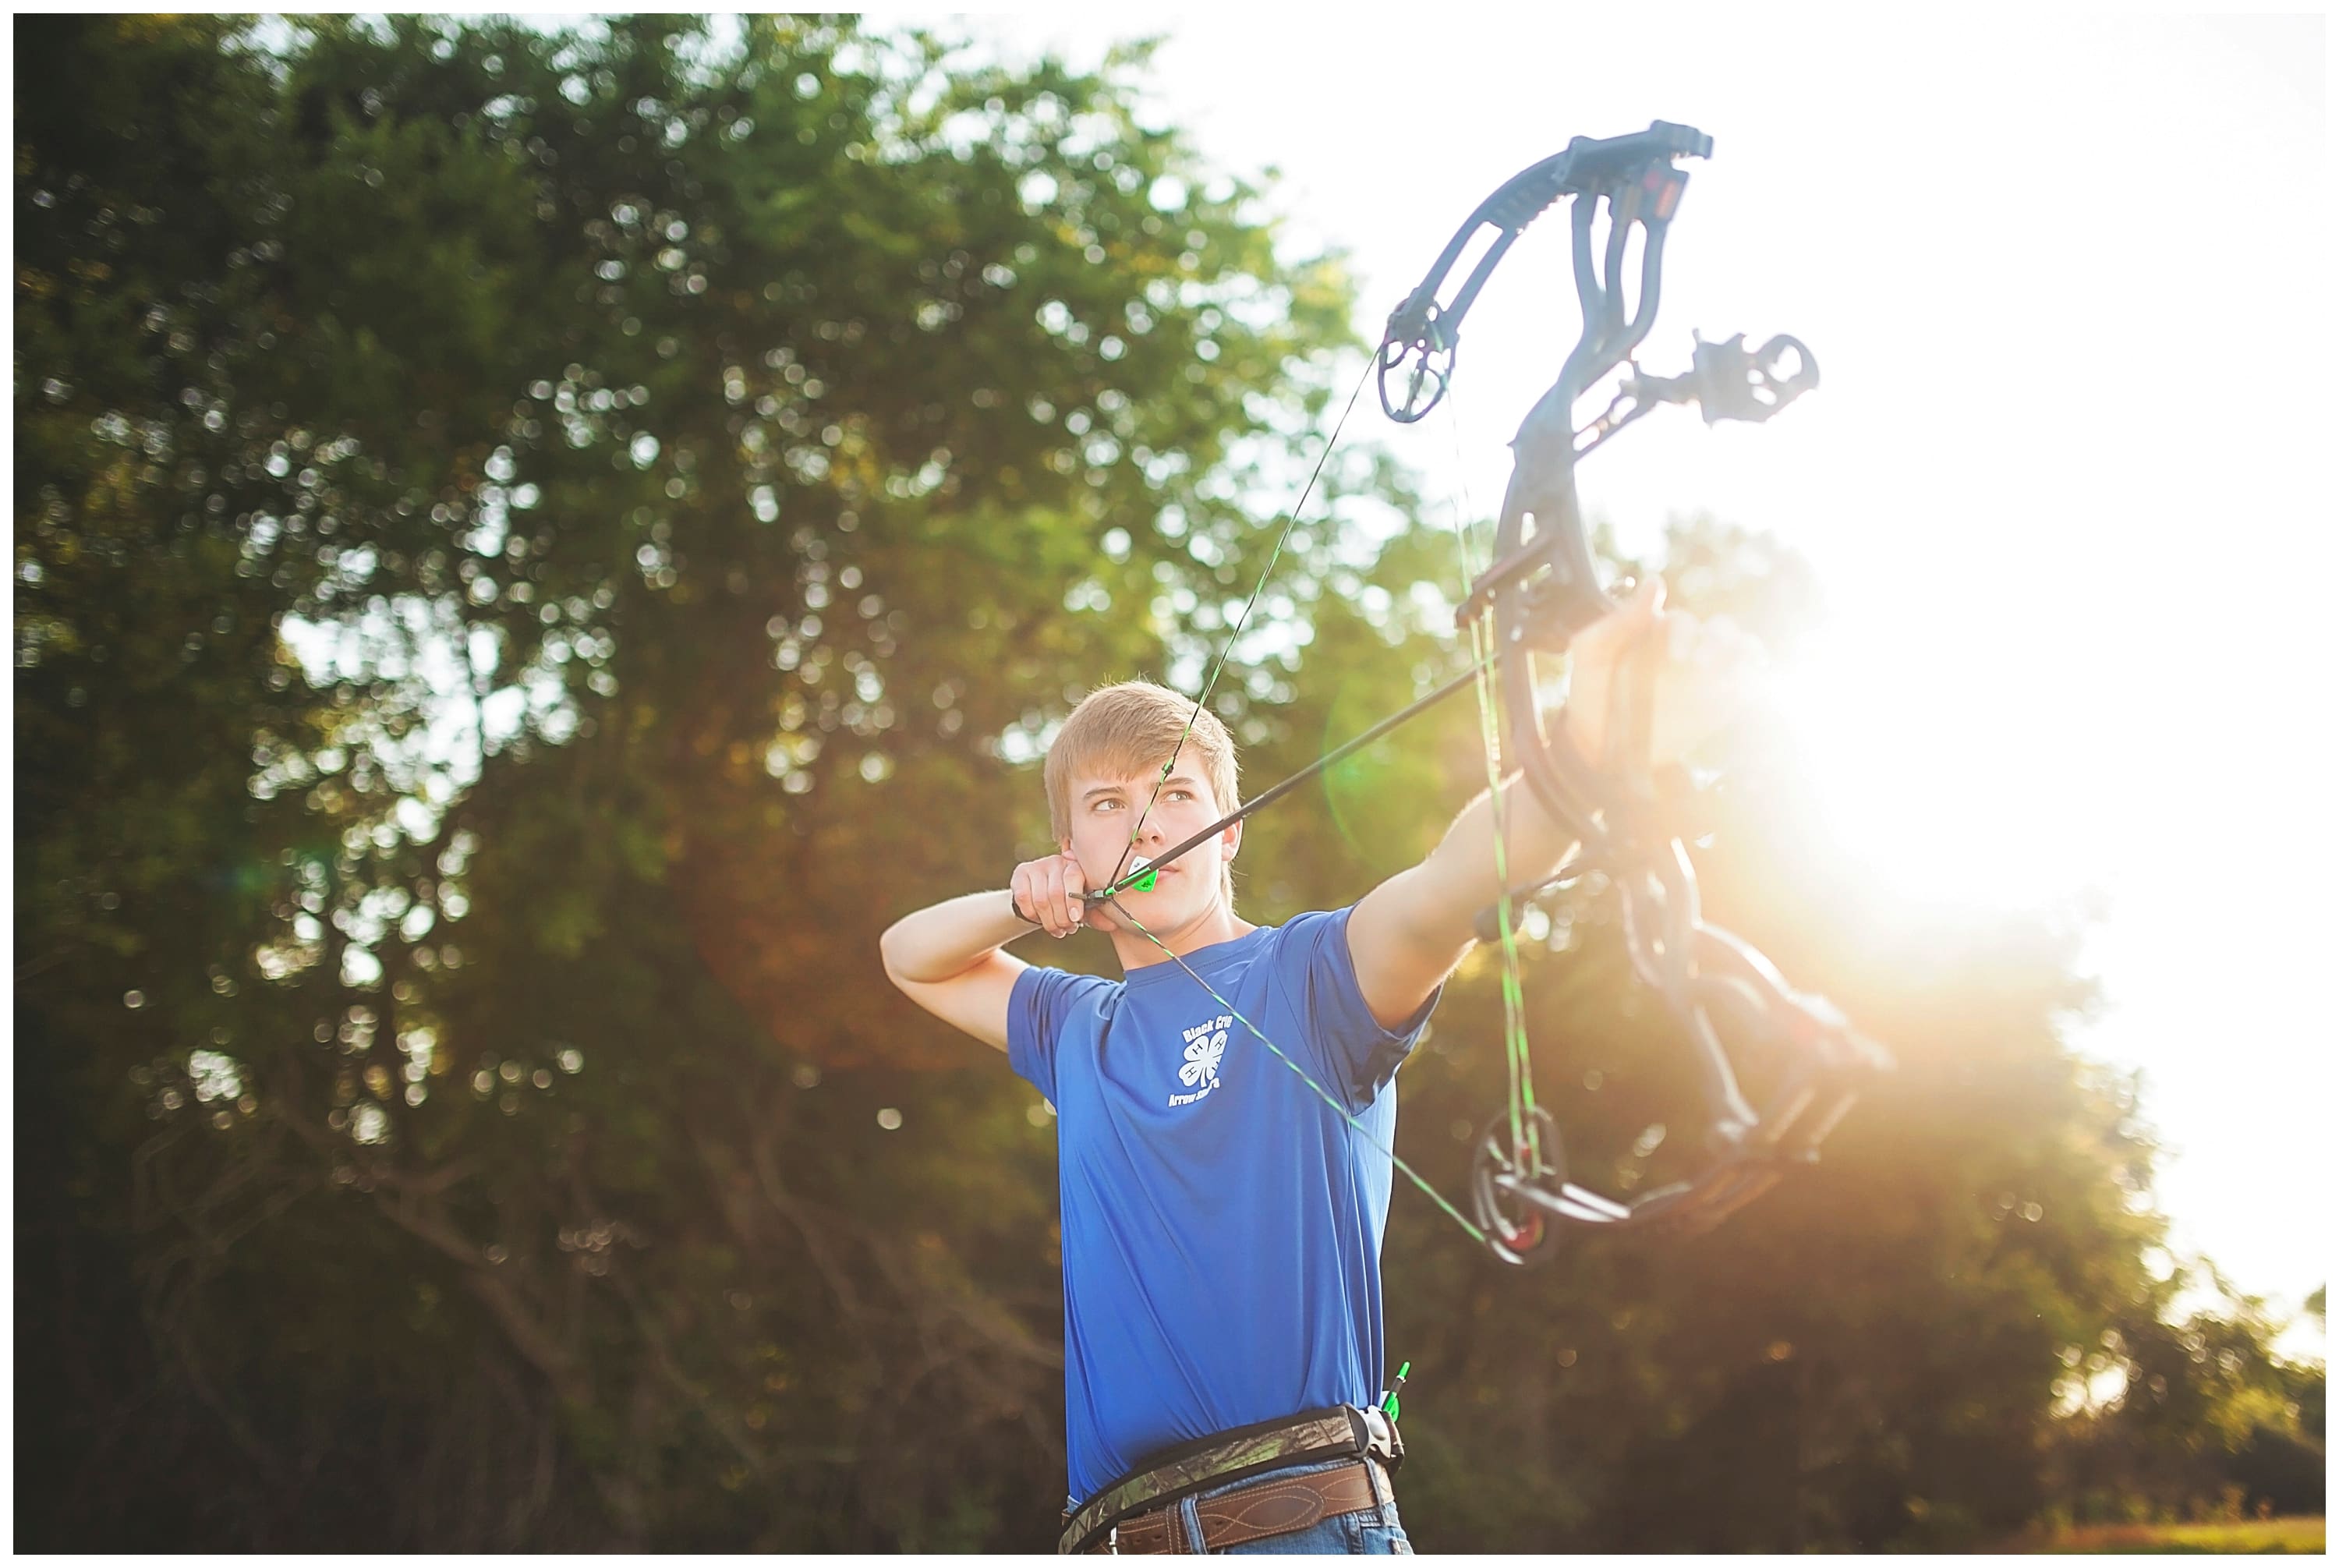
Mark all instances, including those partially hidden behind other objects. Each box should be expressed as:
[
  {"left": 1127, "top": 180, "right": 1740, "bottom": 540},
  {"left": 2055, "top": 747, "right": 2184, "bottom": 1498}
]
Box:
[
  {"left": 1286, "top": 907, "right": 1438, "bottom": 1106},
  {"left": 1007, "top": 965, "right": 1113, "bottom": 1105}
]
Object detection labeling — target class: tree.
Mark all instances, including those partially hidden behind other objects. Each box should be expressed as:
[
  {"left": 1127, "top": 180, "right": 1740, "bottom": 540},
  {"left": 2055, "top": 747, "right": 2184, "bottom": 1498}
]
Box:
[{"left": 16, "top": 14, "right": 1351, "bottom": 1548}]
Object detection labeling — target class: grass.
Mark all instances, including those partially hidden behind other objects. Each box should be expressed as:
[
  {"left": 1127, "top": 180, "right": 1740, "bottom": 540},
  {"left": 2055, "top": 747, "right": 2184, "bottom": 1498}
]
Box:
[{"left": 2010, "top": 1517, "right": 2324, "bottom": 1554}]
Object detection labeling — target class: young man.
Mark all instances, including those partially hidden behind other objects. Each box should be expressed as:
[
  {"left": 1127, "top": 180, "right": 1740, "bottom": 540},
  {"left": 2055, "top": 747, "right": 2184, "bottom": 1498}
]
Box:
[{"left": 879, "top": 580, "right": 1757, "bottom": 1553}]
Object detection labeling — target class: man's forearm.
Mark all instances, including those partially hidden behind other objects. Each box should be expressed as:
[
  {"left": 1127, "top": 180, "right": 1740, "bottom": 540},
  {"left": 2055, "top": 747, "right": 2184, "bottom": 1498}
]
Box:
[
  {"left": 1342, "top": 751, "right": 1587, "bottom": 1025},
  {"left": 878, "top": 889, "right": 1031, "bottom": 984},
  {"left": 1400, "top": 759, "right": 1584, "bottom": 952}
]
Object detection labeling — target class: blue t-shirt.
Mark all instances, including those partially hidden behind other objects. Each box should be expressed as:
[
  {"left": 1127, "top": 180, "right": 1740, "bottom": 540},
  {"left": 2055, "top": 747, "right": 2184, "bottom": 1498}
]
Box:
[{"left": 1007, "top": 907, "right": 1436, "bottom": 1506}]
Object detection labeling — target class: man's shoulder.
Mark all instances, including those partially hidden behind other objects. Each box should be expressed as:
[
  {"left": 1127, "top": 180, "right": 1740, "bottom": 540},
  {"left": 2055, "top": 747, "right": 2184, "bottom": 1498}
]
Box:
[
  {"left": 1254, "top": 905, "right": 1356, "bottom": 961},
  {"left": 1017, "top": 963, "right": 1122, "bottom": 1020},
  {"left": 1273, "top": 905, "right": 1354, "bottom": 936},
  {"left": 1007, "top": 965, "right": 1123, "bottom": 1097}
]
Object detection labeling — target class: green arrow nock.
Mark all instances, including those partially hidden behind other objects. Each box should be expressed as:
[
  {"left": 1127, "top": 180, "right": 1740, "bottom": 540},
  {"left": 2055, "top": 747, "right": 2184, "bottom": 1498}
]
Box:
[{"left": 1380, "top": 1360, "right": 1410, "bottom": 1421}]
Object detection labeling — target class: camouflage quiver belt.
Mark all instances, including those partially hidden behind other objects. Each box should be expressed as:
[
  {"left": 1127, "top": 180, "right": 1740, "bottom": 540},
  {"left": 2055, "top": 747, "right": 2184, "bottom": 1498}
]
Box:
[{"left": 1057, "top": 1404, "right": 1403, "bottom": 1555}]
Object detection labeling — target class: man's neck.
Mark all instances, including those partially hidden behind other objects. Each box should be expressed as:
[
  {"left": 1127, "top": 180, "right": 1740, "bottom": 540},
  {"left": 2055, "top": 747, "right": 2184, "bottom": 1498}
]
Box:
[{"left": 1108, "top": 903, "right": 1255, "bottom": 971}]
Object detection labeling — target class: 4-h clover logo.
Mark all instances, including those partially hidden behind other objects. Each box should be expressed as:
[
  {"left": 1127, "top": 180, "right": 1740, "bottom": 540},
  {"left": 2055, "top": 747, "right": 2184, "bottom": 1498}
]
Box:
[{"left": 1180, "top": 1030, "right": 1226, "bottom": 1089}]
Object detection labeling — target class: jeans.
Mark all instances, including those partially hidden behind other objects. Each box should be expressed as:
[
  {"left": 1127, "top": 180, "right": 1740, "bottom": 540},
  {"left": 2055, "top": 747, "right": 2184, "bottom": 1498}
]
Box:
[{"left": 1176, "top": 1457, "right": 1413, "bottom": 1556}]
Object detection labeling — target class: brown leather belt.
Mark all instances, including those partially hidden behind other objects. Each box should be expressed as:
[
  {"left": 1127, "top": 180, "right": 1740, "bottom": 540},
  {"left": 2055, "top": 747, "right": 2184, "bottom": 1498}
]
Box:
[{"left": 1085, "top": 1458, "right": 1385, "bottom": 1554}]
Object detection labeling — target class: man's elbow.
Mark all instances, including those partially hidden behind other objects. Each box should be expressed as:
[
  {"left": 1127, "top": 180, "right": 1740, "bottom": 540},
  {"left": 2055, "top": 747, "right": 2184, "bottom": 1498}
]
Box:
[{"left": 877, "top": 921, "right": 917, "bottom": 988}]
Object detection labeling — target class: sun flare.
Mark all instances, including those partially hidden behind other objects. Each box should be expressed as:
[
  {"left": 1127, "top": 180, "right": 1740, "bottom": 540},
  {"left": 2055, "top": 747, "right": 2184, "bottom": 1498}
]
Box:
[{"left": 1764, "top": 620, "right": 2114, "bottom": 917}]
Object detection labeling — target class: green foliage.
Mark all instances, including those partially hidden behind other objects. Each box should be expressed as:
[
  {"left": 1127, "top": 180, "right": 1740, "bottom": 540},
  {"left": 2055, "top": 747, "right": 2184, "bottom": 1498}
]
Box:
[
  {"left": 2011, "top": 1516, "right": 2325, "bottom": 1553},
  {"left": 12, "top": 14, "right": 2319, "bottom": 1554},
  {"left": 16, "top": 13, "right": 1344, "bottom": 1549},
  {"left": 2045, "top": 1269, "right": 2326, "bottom": 1527}
]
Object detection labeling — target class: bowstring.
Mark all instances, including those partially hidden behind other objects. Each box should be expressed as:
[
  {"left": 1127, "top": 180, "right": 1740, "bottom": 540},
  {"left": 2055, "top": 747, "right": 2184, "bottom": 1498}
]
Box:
[
  {"left": 1102, "top": 359, "right": 1376, "bottom": 899},
  {"left": 1441, "top": 388, "right": 1544, "bottom": 1191},
  {"left": 1087, "top": 348, "right": 1504, "bottom": 1253}
]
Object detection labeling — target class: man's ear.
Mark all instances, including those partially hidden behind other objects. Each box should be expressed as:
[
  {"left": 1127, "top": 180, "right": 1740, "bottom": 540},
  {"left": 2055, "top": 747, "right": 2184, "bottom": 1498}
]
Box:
[{"left": 1221, "top": 819, "right": 1242, "bottom": 860}]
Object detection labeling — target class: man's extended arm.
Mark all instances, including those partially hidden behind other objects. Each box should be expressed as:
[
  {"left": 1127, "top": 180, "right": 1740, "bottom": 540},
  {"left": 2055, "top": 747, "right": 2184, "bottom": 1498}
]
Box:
[
  {"left": 1346, "top": 579, "right": 1764, "bottom": 1029},
  {"left": 1345, "top": 740, "right": 1588, "bottom": 1030}
]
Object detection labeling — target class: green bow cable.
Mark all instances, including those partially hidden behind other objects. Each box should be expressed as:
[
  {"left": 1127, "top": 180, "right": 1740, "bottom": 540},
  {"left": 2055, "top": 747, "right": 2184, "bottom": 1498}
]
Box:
[{"left": 1442, "top": 400, "right": 1548, "bottom": 1230}]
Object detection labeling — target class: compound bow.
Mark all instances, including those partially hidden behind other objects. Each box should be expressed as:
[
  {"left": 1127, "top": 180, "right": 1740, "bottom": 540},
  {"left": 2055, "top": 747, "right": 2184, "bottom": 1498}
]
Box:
[{"left": 1091, "top": 122, "right": 1890, "bottom": 1265}]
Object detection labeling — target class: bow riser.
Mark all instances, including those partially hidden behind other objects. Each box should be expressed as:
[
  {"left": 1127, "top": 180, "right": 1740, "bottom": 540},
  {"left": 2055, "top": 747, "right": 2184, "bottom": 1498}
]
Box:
[{"left": 1424, "top": 125, "right": 1889, "bottom": 1261}]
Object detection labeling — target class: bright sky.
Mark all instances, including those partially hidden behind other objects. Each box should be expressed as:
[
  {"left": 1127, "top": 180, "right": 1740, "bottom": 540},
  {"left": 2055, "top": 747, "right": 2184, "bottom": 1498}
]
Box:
[{"left": 880, "top": 8, "right": 2331, "bottom": 1335}]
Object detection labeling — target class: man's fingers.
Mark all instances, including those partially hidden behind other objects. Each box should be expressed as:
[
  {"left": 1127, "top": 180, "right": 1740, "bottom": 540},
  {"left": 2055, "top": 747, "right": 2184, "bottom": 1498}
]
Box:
[
  {"left": 1010, "top": 855, "right": 1090, "bottom": 939},
  {"left": 1041, "top": 866, "right": 1072, "bottom": 938},
  {"left": 1056, "top": 852, "right": 1089, "bottom": 937},
  {"left": 1040, "top": 852, "right": 1089, "bottom": 938},
  {"left": 1014, "top": 868, "right": 1053, "bottom": 933},
  {"left": 1586, "top": 576, "right": 1668, "bottom": 661}
]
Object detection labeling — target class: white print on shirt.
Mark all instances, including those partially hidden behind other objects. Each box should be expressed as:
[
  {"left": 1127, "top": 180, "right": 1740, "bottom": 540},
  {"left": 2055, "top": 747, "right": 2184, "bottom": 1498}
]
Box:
[{"left": 1166, "top": 1014, "right": 1231, "bottom": 1107}]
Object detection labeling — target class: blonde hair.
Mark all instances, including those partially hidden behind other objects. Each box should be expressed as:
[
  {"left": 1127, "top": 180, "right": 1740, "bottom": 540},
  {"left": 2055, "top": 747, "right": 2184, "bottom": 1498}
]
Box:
[{"left": 1044, "top": 680, "right": 1240, "bottom": 908}]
